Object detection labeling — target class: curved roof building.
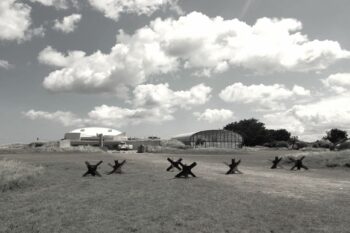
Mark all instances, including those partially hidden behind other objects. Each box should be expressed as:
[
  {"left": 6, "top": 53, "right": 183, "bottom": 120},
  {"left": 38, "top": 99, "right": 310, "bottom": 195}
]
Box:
[
  {"left": 173, "top": 129, "right": 243, "bottom": 148},
  {"left": 64, "top": 127, "right": 127, "bottom": 142},
  {"left": 70, "top": 127, "right": 123, "bottom": 138}
]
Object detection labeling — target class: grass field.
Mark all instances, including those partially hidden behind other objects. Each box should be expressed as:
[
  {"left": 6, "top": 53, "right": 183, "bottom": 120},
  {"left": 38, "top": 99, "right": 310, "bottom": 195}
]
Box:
[{"left": 0, "top": 150, "right": 349, "bottom": 233}]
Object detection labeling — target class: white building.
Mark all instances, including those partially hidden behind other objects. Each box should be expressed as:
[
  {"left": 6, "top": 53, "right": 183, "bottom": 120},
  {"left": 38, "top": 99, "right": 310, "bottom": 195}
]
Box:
[{"left": 64, "top": 127, "right": 127, "bottom": 142}]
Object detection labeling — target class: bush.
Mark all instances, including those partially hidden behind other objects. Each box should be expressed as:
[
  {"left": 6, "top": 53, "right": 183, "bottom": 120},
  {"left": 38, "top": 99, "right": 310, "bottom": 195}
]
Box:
[
  {"left": 313, "top": 140, "right": 333, "bottom": 149},
  {"left": 273, "top": 141, "right": 289, "bottom": 148},
  {"left": 0, "top": 159, "right": 44, "bottom": 192},
  {"left": 294, "top": 141, "right": 308, "bottom": 150},
  {"left": 336, "top": 140, "right": 350, "bottom": 150}
]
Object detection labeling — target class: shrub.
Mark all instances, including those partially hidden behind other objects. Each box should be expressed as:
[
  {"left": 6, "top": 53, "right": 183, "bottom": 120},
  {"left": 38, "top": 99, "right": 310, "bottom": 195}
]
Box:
[
  {"left": 0, "top": 159, "right": 44, "bottom": 192},
  {"left": 295, "top": 141, "right": 308, "bottom": 149},
  {"left": 273, "top": 141, "right": 289, "bottom": 148},
  {"left": 313, "top": 140, "right": 333, "bottom": 149},
  {"left": 336, "top": 140, "right": 350, "bottom": 150}
]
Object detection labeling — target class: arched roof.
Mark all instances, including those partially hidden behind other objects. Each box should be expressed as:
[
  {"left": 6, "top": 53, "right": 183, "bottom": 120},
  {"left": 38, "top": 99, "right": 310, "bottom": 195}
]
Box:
[
  {"left": 190, "top": 129, "right": 242, "bottom": 139},
  {"left": 70, "top": 127, "right": 122, "bottom": 137},
  {"left": 173, "top": 129, "right": 242, "bottom": 142}
]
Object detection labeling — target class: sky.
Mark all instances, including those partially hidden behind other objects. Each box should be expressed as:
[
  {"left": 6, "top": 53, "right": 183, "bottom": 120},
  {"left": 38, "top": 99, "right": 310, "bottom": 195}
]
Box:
[{"left": 1, "top": 0, "right": 350, "bottom": 144}]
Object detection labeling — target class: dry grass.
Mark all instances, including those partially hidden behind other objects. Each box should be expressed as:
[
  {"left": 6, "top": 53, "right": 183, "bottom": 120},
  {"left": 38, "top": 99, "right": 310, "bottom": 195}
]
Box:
[
  {"left": 0, "top": 151, "right": 349, "bottom": 233},
  {"left": 0, "top": 159, "right": 44, "bottom": 192},
  {"left": 0, "top": 142, "right": 105, "bottom": 154},
  {"left": 283, "top": 150, "right": 350, "bottom": 168}
]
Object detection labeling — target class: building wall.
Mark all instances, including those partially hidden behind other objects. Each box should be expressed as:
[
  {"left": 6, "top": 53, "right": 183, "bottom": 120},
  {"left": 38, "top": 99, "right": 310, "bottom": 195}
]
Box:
[{"left": 174, "top": 130, "right": 243, "bottom": 148}]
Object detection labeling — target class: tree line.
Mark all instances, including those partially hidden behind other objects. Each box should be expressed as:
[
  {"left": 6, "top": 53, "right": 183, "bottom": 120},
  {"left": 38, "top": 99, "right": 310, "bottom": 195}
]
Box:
[{"left": 223, "top": 118, "right": 348, "bottom": 147}]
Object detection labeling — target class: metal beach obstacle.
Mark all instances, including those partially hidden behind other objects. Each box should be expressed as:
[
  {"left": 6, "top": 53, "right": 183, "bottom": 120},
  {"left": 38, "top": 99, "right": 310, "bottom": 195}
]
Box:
[
  {"left": 106, "top": 160, "right": 126, "bottom": 175},
  {"left": 290, "top": 156, "right": 308, "bottom": 170},
  {"left": 270, "top": 156, "right": 283, "bottom": 169},
  {"left": 82, "top": 161, "right": 103, "bottom": 177},
  {"left": 175, "top": 162, "right": 197, "bottom": 178},
  {"left": 225, "top": 159, "right": 242, "bottom": 174},
  {"left": 166, "top": 158, "right": 183, "bottom": 171}
]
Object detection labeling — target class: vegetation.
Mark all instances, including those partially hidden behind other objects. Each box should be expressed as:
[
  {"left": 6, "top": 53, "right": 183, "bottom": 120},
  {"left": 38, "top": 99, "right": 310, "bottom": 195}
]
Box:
[
  {"left": 267, "top": 129, "right": 291, "bottom": 142},
  {"left": 324, "top": 128, "right": 348, "bottom": 144},
  {"left": 224, "top": 118, "right": 291, "bottom": 147},
  {"left": 0, "top": 152, "right": 349, "bottom": 233},
  {"left": 0, "top": 159, "right": 44, "bottom": 192},
  {"left": 283, "top": 150, "right": 350, "bottom": 168}
]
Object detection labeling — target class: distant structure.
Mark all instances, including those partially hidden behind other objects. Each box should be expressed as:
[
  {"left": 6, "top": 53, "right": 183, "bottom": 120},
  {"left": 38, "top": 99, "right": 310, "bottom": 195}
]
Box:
[
  {"left": 63, "top": 127, "right": 161, "bottom": 149},
  {"left": 64, "top": 127, "right": 128, "bottom": 148},
  {"left": 65, "top": 127, "right": 127, "bottom": 141},
  {"left": 173, "top": 129, "right": 243, "bottom": 149}
]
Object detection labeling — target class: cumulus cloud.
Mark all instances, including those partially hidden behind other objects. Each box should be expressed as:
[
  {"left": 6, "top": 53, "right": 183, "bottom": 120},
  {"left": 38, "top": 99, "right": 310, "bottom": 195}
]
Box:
[
  {"left": 24, "top": 106, "right": 174, "bottom": 127},
  {"left": 87, "top": 105, "right": 174, "bottom": 126},
  {"left": 38, "top": 46, "right": 86, "bottom": 67},
  {"left": 0, "top": 0, "right": 31, "bottom": 41},
  {"left": 53, "top": 14, "right": 81, "bottom": 33},
  {"left": 133, "top": 83, "right": 212, "bottom": 109},
  {"left": 194, "top": 109, "right": 234, "bottom": 123},
  {"left": 0, "top": 60, "right": 13, "bottom": 69},
  {"left": 39, "top": 12, "right": 350, "bottom": 95},
  {"left": 88, "top": 0, "right": 179, "bottom": 21},
  {"left": 24, "top": 83, "right": 211, "bottom": 127},
  {"left": 322, "top": 73, "right": 350, "bottom": 94},
  {"left": 29, "top": 0, "right": 78, "bottom": 9},
  {"left": 24, "top": 110, "right": 85, "bottom": 127},
  {"left": 263, "top": 94, "right": 350, "bottom": 141},
  {"left": 157, "top": 12, "right": 349, "bottom": 74},
  {"left": 219, "top": 82, "right": 310, "bottom": 111}
]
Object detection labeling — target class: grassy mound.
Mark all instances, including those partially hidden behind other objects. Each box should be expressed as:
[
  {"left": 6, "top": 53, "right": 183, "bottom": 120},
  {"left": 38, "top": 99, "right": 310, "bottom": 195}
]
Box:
[{"left": 0, "top": 159, "right": 44, "bottom": 192}]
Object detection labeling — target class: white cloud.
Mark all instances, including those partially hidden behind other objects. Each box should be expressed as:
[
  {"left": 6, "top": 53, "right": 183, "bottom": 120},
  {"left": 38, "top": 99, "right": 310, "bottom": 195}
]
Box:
[
  {"left": 29, "top": 0, "right": 78, "bottom": 9},
  {"left": 40, "top": 12, "right": 349, "bottom": 95},
  {"left": 87, "top": 105, "right": 174, "bottom": 126},
  {"left": 157, "top": 12, "right": 349, "bottom": 74},
  {"left": 219, "top": 82, "right": 310, "bottom": 111},
  {"left": 194, "top": 109, "right": 234, "bottom": 123},
  {"left": 53, "top": 14, "right": 81, "bottom": 33},
  {"left": 322, "top": 73, "right": 350, "bottom": 94},
  {"left": 0, "top": 0, "right": 31, "bottom": 41},
  {"left": 133, "top": 83, "right": 212, "bottom": 109},
  {"left": 40, "top": 31, "right": 178, "bottom": 94},
  {"left": 38, "top": 46, "right": 86, "bottom": 67},
  {"left": 88, "top": 0, "right": 179, "bottom": 21},
  {"left": 263, "top": 94, "right": 350, "bottom": 141},
  {"left": 0, "top": 60, "right": 13, "bottom": 69},
  {"left": 24, "top": 83, "right": 211, "bottom": 127},
  {"left": 24, "top": 105, "right": 174, "bottom": 127},
  {"left": 24, "top": 110, "right": 85, "bottom": 127},
  {"left": 292, "top": 85, "right": 311, "bottom": 96}
]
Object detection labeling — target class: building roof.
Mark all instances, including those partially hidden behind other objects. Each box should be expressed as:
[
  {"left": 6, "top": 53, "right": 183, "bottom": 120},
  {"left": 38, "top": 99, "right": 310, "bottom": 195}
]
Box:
[
  {"left": 173, "top": 129, "right": 243, "bottom": 141},
  {"left": 70, "top": 127, "right": 122, "bottom": 138}
]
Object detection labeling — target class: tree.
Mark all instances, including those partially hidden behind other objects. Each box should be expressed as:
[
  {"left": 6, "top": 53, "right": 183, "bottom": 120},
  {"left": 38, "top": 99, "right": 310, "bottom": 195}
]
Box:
[
  {"left": 267, "top": 129, "right": 291, "bottom": 142},
  {"left": 224, "top": 118, "right": 268, "bottom": 146},
  {"left": 289, "top": 136, "right": 299, "bottom": 149},
  {"left": 324, "top": 128, "right": 348, "bottom": 144}
]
